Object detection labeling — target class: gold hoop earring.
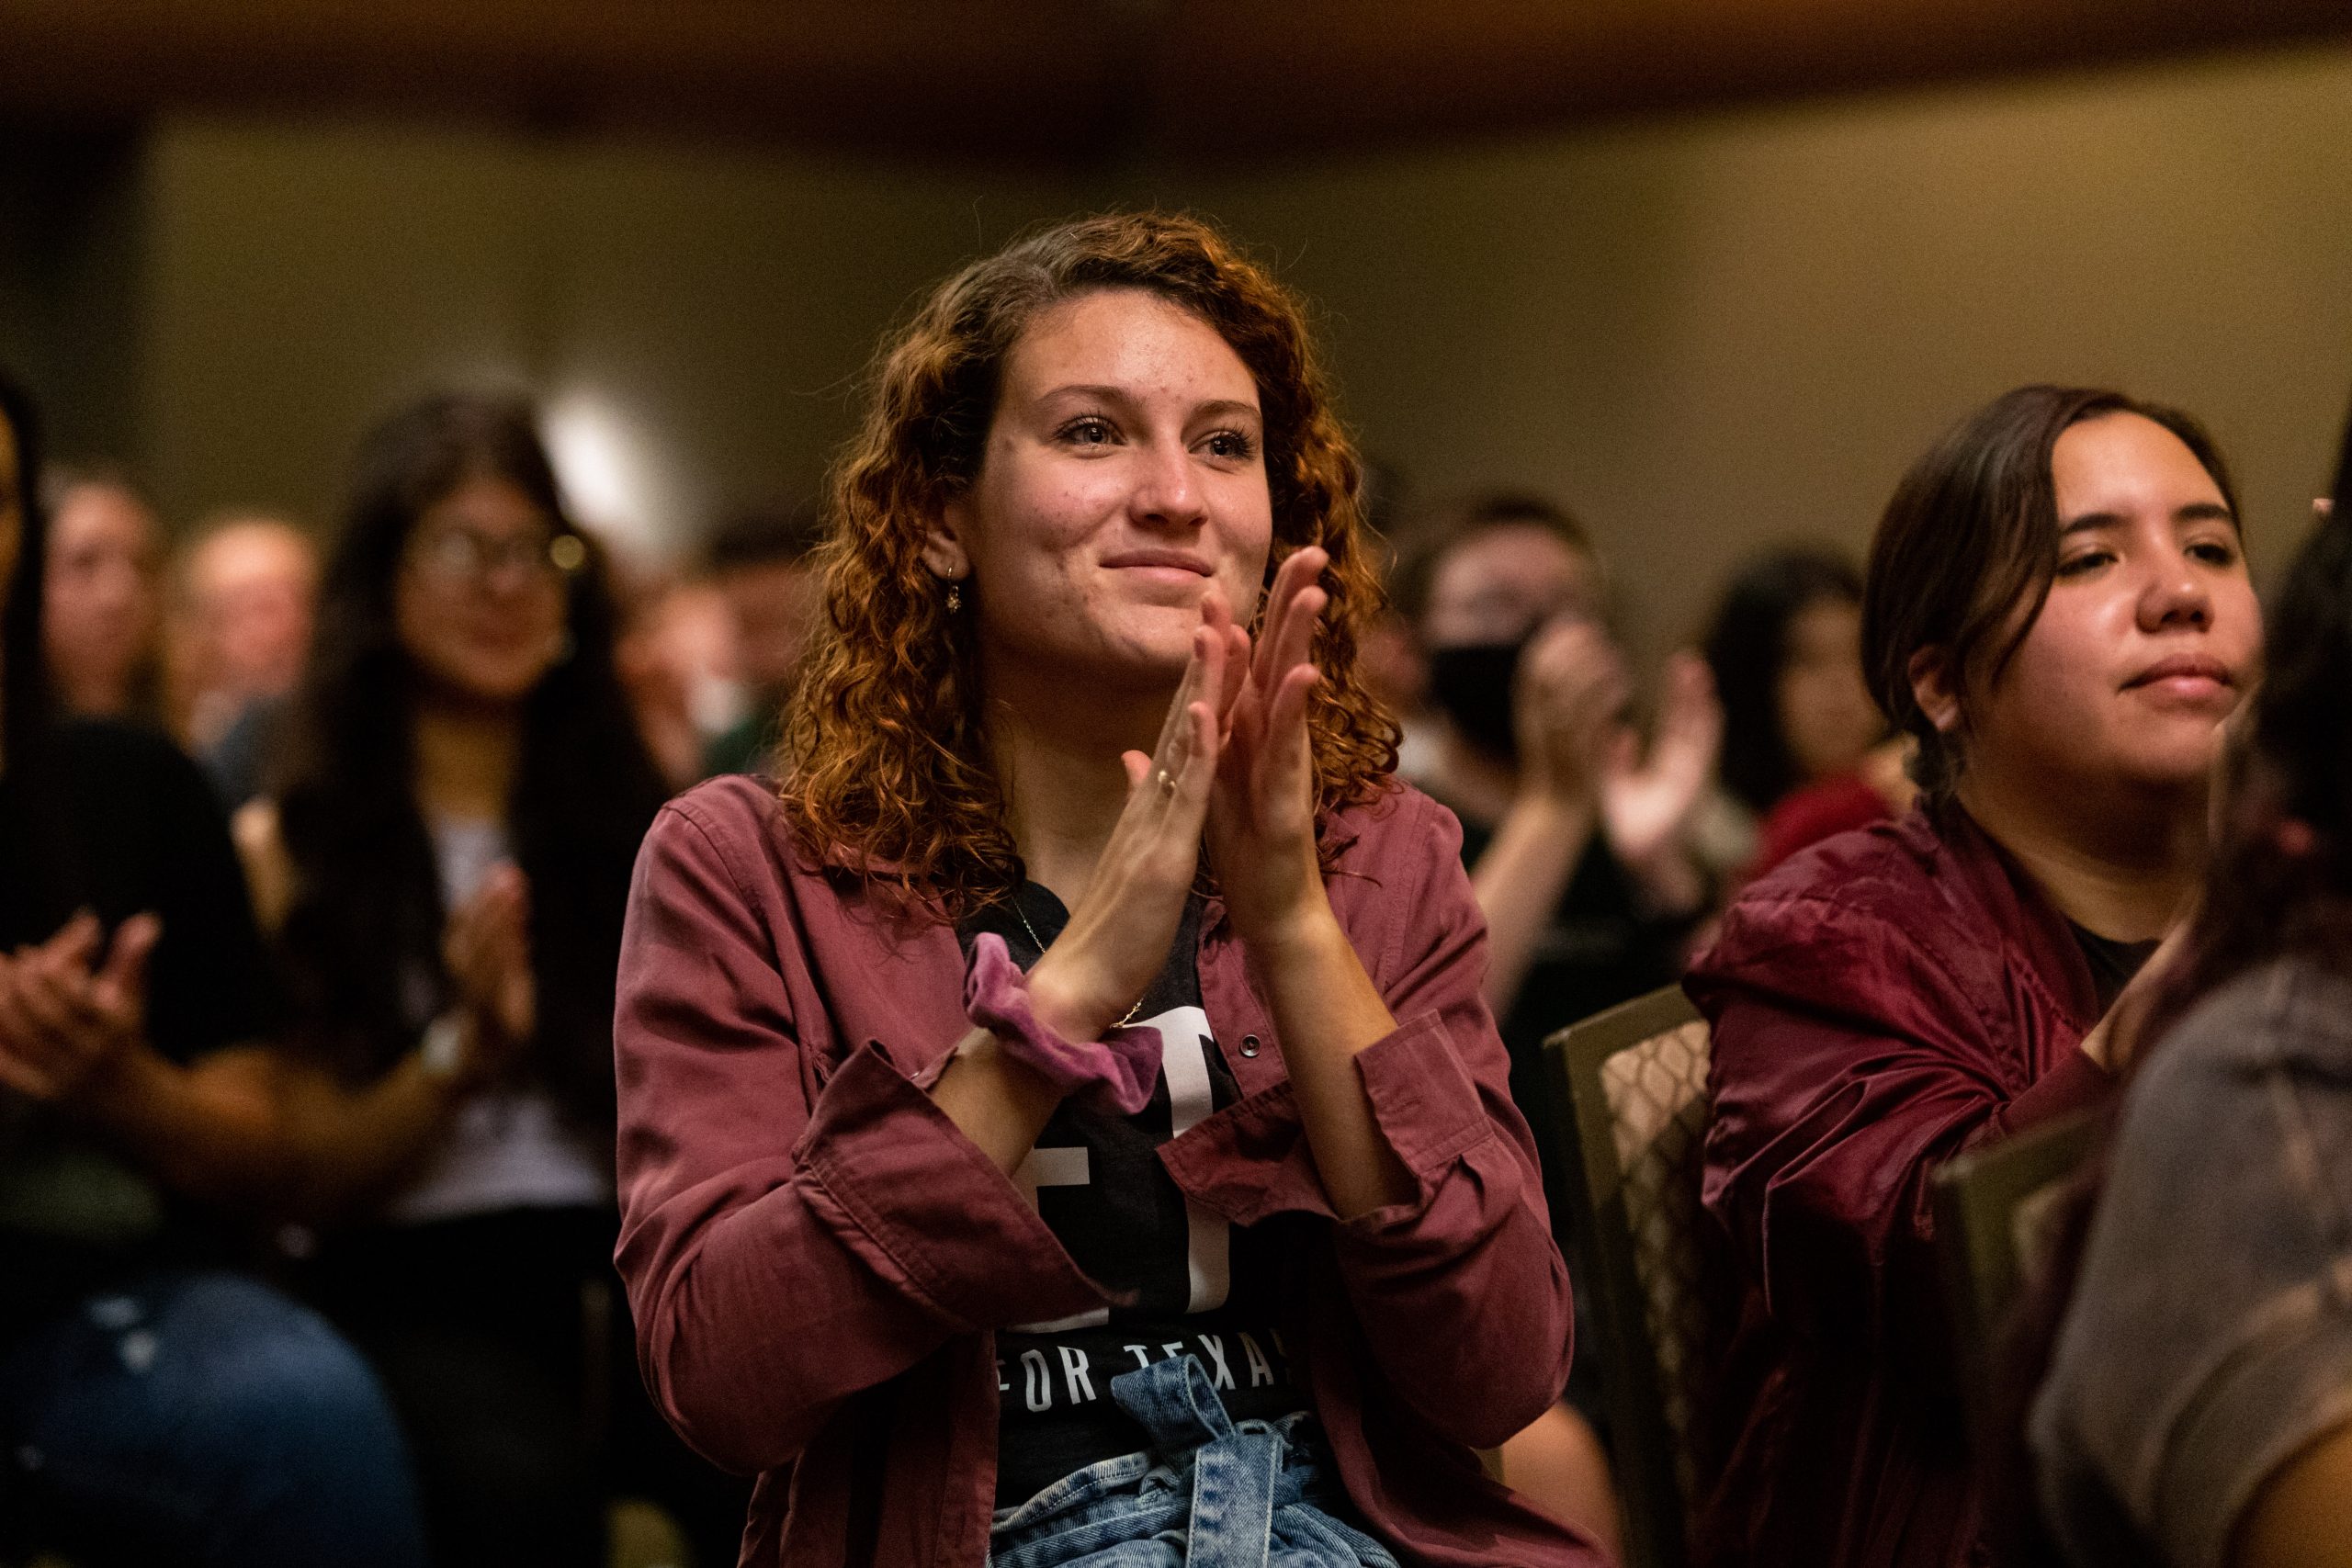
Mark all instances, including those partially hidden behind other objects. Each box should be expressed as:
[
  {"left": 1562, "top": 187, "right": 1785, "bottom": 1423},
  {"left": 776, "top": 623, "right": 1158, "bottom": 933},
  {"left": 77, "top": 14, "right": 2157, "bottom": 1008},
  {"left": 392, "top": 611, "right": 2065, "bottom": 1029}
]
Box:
[{"left": 946, "top": 581, "right": 963, "bottom": 613}]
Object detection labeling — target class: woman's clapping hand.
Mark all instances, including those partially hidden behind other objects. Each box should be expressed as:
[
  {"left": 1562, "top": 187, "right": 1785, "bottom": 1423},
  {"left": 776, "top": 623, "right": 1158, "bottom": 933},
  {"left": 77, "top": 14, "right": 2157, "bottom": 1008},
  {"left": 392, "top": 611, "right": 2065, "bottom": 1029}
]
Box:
[
  {"left": 1514, "top": 616, "right": 1627, "bottom": 812},
  {"left": 1599, "top": 650, "right": 1724, "bottom": 873},
  {"left": 439, "top": 864, "right": 536, "bottom": 1083},
  {"left": 0, "top": 910, "right": 162, "bottom": 1103},
  {"left": 1026, "top": 546, "right": 1345, "bottom": 1033},
  {"left": 1204, "top": 546, "right": 1332, "bottom": 953},
  {"left": 1024, "top": 607, "right": 1233, "bottom": 1043}
]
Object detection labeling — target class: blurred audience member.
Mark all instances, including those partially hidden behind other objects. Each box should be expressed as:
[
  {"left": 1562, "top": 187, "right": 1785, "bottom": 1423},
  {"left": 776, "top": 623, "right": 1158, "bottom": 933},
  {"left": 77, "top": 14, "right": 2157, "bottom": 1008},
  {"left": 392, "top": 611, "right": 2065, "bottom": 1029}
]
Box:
[
  {"left": 1702, "top": 544, "right": 1882, "bottom": 808},
  {"left": 41, "top": 466, "right": 164, "bottom": 723},
  {"left": 1744, "top": 737, "right": 1917, "bottom": 881},
  {"left": 1690, "top": 386, "right": 2259, "bottom": 1568},
  {"left": 699, "top": 500, "right": 823, "bottom": 778},
  {"left": 1350, "top": 458, "right": 1432, "bottom": 764},
  {"left": 612, "top": 559, "right": 739, "bottom": 792},
  {"left": 1701, "top": 545, "right": 1906, "bottom": 879},
  {"left": 2031, "top": 413, "right": 2352, "bottom": 1568},
  {"left": 0, "top": 369, "right": 426, "bottom": 1567},
  {"left": 1399, "top": 491, "right": 1721, "bottom": 1065},
  {"left": 170, "top": 512, "right": 320, "bottom": 809},
  {"left": 237, "top": 392, "right": 744, "bottom": 1566},
  {"left": 174, "top": 513, "right": 319, "bottom": 748},
  {"left": 1396, "top": 491, "right": 1719, "bottom": 1544}
]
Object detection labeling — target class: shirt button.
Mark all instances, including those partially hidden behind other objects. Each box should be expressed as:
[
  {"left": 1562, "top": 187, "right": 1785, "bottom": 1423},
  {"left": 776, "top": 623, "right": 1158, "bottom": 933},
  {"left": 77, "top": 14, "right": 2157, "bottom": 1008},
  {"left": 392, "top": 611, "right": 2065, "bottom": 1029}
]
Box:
[{"left": 1239, "top": 1035, "right": 1261, "bottom": 1058}]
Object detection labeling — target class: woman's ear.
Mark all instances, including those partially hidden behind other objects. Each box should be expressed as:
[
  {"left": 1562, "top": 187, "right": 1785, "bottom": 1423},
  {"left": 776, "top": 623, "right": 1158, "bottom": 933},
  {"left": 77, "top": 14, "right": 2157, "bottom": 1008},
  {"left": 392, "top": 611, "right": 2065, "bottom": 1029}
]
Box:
[
  {"left": 921, "top": 498, "right": 971, "bottom": 583},
  {"left": 1907, "top": 647, "right": 1962, "bottom": 736}
]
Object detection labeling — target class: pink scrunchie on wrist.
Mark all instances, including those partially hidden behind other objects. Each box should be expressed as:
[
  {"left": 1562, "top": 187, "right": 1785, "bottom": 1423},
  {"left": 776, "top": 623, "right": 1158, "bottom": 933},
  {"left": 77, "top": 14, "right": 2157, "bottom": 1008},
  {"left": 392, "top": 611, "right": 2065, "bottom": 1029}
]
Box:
[{"left": 962, "top": 932, "right": 1162, "bottom": 1115}]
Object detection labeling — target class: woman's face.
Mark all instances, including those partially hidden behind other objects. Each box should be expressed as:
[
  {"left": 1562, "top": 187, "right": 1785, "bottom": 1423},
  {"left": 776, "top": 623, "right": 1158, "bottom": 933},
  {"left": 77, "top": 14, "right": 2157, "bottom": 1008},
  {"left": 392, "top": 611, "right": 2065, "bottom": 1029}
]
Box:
[
  {"left": 43, "top": 480, "right": 162, "bottom": 707},
  {"left": 1421, "top": 524, "right": 1600, "bottom": 649},
  {"left": 393, "top": 474, "right": 572, "bottom": 706},
  {"left": 1956, "top": 412, "right": 2261, "bottom": 800},
  {"left": 1777, "top": 596, "right": 1881, "bottom": 784},
  {"left": 932, "top": 288, "right": 1273, "bottom": 692}
]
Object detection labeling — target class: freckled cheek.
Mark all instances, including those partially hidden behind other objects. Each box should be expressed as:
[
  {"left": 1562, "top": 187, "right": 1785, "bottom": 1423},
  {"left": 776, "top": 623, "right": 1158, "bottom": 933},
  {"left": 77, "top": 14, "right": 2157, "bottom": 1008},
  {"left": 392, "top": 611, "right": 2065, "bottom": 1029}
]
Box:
[
  {"left": 973, "top": 516, "right": 1088, "bottom": 598},
  {"left": 1223, "top": 479, "right": 1274, "bottom": 541},
  {"left": 1219, "top": 504, "right": 1275, "bottom": 596},
  {"left": 1041, "top": 480, "right": 1101, "bottom": 525}
]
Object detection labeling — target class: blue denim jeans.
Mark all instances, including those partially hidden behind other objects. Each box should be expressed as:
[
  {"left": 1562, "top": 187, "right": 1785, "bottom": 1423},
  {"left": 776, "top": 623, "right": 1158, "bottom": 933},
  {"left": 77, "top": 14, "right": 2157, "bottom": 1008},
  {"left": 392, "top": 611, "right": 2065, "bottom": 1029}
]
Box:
[
  {"left": 0, "top": 1269, "right": 427, "bottom": 1568},
  {"left": 990, "top": 1354, "right": 1402, "bottom": 1568}
]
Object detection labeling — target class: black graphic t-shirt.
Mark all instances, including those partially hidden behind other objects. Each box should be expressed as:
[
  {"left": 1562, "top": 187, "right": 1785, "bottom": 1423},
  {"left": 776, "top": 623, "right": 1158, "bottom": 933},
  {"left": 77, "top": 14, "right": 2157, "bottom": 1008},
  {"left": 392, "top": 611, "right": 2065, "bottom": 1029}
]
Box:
[{"left": 965, "top": 886, "right": 1306, "bottom": 1508}]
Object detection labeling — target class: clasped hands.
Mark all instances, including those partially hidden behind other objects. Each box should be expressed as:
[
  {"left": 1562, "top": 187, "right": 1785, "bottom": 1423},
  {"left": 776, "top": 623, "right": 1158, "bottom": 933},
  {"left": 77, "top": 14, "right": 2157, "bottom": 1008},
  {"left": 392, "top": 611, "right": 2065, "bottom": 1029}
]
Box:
[
  {"left": 1514, "top": 616, "right": 1722, "bottom": 875},
  {"left": 434, "top": 863, "right": 537, "bottom": 1089},
  {"left": 1027, "top": 547, "right": 1336, "bottom": 1043},
  {"left": 0, "top": 909, "right": 163, "bottom": 1104}
]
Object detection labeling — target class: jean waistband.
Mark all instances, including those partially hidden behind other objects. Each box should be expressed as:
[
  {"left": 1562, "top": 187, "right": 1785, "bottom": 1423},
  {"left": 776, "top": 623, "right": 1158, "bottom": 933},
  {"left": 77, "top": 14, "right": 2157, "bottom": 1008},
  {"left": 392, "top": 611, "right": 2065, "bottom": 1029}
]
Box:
[{"left": 989, "top": 1354, "right": 1394, "bottom": 1568}]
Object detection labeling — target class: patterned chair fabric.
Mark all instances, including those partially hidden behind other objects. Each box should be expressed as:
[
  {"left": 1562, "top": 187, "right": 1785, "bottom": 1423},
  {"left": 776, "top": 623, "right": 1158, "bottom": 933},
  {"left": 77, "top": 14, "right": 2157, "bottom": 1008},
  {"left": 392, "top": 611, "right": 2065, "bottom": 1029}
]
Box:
[
  {"left": 1597, "top": 1014, "right": 1718, "bottom": 1503},
  {"left": 1546, "top": 985, "right": 1729, "bottom": 1568}
]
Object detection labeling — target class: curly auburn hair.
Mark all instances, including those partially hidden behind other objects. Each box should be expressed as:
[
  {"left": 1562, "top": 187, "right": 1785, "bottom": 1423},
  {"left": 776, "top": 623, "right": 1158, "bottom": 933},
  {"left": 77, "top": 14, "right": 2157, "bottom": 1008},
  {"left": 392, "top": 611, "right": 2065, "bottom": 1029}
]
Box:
[{"left": 779, "top": 211, "right": 1399, "bottom": 921}]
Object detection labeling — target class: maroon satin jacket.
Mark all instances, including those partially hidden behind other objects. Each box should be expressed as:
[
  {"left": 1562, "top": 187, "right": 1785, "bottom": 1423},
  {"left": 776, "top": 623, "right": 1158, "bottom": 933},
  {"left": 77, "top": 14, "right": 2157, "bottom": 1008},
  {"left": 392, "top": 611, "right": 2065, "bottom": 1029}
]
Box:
[
  {"left": 1685, "top": 805, "right": 2113, "bottom": 1568},
  {"left": 612, "top": 775, "right": 1604, "bottom": 1568}
]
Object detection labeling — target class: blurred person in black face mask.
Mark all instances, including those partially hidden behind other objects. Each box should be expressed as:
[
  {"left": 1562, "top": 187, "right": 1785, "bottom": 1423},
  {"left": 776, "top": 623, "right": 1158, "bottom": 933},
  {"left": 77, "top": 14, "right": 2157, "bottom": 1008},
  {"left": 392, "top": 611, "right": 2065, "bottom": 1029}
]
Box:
[
  {"left": 1399, "top": 493, "right": 1722, "bottom": 1043},
  {"left": 1394, "top": 491, "right": 1721, "bottom": 1542}
]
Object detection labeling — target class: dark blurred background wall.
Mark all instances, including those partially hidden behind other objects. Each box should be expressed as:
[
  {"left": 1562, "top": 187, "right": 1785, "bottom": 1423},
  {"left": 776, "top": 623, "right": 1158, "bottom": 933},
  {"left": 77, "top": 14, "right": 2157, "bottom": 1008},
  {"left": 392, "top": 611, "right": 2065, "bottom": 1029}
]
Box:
[
  {"left": 3, "top": 4, "right": 2347, "bottom": 648},
  {"left": 1135, "top": 46, "right": 2352, "bottom": 648}
]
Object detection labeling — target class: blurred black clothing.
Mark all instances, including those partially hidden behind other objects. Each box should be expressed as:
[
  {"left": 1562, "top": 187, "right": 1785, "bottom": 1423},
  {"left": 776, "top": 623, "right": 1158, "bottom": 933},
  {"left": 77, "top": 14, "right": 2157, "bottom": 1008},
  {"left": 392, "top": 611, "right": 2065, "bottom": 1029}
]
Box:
[
  {"left": 2069, "top": 923, "right": 2160, "bottom": 1013},
  {"left": 1452, "top": 811, "right": 1699, "bottom": 1432},
  {"left": 0, "top": 718, "right": 279, "bottom": 1338},
  {"left": 1453, "top": 815, "right": 1695, "bottom": 1113},
  {"left": 701, "top": 712, "right": 773, "bottom": 781},
  {"left": 198, "top": 694, "right": 289, "bottom": 813},
  {"left": 307, "top": 1206, "right": 750, "bottom": 1568}
]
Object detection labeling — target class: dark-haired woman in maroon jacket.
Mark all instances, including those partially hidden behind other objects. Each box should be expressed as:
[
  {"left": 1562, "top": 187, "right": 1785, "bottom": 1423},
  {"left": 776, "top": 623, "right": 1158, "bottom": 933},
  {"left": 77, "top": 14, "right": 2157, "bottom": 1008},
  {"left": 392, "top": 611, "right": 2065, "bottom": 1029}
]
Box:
[{"left": 1687, "top": 386, "right": 2263, "bottom": 1568}]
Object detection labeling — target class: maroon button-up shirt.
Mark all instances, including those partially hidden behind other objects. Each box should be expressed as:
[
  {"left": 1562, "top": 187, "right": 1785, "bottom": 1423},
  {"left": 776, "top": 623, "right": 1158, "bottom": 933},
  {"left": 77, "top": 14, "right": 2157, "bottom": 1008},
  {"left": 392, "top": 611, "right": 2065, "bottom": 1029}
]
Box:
[
  {"left": 1686, "top": 805, "right": 2115, "bottom": 1568},
  {"left": 613, "top": 775, "right": 1604, "bottom": 1567}
]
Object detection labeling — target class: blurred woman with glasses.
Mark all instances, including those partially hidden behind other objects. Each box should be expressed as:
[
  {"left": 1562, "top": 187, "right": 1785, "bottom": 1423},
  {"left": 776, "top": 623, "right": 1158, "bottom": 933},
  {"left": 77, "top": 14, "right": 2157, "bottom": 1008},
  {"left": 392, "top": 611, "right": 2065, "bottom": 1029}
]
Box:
[{"left": 235, "top": 392, "right": 742, "bottom": 1566}]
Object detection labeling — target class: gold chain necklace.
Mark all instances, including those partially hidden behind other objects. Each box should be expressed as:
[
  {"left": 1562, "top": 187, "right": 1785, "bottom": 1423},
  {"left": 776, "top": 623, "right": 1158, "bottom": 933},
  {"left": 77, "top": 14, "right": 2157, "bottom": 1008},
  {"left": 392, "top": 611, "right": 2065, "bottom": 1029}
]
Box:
[{"left": 1012, "top": 897, "right": 1147, "bottom": 1028}]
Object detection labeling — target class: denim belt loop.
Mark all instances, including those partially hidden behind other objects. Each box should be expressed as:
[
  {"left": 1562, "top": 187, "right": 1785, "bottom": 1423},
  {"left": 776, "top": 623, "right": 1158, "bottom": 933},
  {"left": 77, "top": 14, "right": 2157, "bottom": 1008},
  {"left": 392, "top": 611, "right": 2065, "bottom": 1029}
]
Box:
[
  {"left": 990, "top": 1352, "right": 1401, "bottom": 1568},
  {"left": 1111, "top": 1352, "right": 1236, "bottom": 1448},
  {"left": 1114, "top": 1356, "right": 1280, "bottom": 1568},
  {"left": 1187, "top": 1424, "right": 1281, "bottom": 1568}
]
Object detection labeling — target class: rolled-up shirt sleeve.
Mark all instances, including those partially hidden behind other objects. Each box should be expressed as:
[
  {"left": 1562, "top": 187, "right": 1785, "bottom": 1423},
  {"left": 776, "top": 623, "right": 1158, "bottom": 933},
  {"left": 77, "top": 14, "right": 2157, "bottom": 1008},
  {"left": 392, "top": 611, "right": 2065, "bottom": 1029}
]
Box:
[
  {"left": 613, "top": 798, "right": 1102, "bottom": 1475},
  {"left": 1161, "top": 795, "right": 1575, "bottom": 1449}
]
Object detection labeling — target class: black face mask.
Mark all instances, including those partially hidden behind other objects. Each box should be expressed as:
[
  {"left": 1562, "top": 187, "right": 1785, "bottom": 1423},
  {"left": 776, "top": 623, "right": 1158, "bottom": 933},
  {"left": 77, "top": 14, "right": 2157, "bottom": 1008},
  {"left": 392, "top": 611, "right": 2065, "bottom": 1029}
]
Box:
[{"left": 1424, "top": 640, "right": 1525, "bottom": 763}]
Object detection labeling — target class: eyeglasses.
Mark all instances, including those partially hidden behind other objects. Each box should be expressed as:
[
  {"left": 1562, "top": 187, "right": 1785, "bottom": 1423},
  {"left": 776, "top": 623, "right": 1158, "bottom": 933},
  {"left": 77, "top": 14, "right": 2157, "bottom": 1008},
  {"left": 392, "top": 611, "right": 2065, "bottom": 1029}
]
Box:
[{"left": 410, "top": 526, "right": 587, "bottom": 585}]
